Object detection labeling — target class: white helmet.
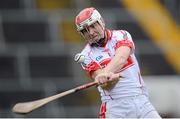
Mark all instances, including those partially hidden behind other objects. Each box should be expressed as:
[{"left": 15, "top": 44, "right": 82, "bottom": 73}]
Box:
[{"left": 75, "top": 7, "right": 104, "bottom": 31}]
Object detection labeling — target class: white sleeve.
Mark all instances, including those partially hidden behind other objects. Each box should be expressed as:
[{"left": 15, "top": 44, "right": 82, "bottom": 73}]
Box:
[
  {"left": 80, "top": 49, "right": 101, "bottom": 77},
  {"left": 114, "top": 30, "right": 135, "bottom": 54}
]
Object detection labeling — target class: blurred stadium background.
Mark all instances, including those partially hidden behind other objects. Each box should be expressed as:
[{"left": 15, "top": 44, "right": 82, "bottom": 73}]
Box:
[{"left": 0, "top": 0, "right": 179, "bottom": 118}]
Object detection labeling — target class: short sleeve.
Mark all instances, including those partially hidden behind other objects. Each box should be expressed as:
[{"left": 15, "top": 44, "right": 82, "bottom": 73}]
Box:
[
  {"left": 80, "top": 53, "right": 101, "bottom": 77},
  {"left": 114, "top": 30, "right": 135, "bottom": 54}
]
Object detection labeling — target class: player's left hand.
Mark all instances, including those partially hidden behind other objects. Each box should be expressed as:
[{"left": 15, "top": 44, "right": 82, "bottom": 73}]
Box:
[{"left": 95, "top": 72, "right": 120, "bottom": 90}]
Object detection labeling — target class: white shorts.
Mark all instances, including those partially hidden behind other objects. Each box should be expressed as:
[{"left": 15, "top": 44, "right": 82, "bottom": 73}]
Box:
[{"left": 99, "top": 95, "right": 161, "bottom": 118}]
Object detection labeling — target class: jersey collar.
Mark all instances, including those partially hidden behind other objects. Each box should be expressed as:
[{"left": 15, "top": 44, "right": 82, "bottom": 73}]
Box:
[{"left": 100, "top": 29, "right": 112, "bottom": 47}]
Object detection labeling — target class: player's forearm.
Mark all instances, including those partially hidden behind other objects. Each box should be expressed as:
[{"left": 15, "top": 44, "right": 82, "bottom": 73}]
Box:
[
  {"left": 91, "top": 69, "right": 104, "bottom": 80},
  {"left": 104, "top": 46, "right": 131, "bottom": 73}
]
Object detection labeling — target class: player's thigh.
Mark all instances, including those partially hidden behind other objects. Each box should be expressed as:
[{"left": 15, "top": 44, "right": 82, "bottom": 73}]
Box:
[
  {"left": 138, "top": 95, "right": 161, "bottom": 118},
  {"left": 106, "top": 98, "right": 136, "bottom": 118},
  {"left": 143, "top": 110, "right": 161, "bottom": 118}
]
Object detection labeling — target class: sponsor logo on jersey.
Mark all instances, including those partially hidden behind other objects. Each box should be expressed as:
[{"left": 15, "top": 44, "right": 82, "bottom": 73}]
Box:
[{"left": 96, "top": 55, "right": 103, "bottom": 61}]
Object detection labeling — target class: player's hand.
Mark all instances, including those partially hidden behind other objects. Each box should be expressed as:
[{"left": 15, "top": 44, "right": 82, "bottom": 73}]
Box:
[
  {"left": 95, "top": 72, "right": 120, "bottom": 90},
  {"left": 94, "top": 72, "right": 111, "bottom": 84}
]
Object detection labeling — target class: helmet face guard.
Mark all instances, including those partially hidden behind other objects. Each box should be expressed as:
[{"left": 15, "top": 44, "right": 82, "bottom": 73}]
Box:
[{"left": 75, "top": 7, "right": 104, "bottom": 32}]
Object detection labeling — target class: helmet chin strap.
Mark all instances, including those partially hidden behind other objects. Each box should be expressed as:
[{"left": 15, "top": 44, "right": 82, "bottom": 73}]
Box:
[{"left": 90, "top": 31, "right": 106, "bottom": 47}]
